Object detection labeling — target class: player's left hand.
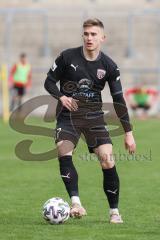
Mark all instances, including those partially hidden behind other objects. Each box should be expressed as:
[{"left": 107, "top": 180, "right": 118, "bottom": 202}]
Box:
[{"left": 124, "top": 131, "right": 136, "bottom": 154}]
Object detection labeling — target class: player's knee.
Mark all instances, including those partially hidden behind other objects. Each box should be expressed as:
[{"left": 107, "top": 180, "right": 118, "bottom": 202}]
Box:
[
  {"left": 57, "top": 140, "right": 74, "bottom": 157},
  {"left": 99, "top": 152, "right": 115, "bottom": 169}
]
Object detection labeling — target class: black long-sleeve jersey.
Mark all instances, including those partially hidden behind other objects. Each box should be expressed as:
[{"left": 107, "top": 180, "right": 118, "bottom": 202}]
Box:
[{"left": 44, "top": 46, "right": 132, "bottom": 132}]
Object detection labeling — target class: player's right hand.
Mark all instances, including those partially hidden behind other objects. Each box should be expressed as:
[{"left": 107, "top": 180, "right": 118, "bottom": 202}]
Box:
[{"left": 59, "top": 96, "right": 79, "bottom": 111}]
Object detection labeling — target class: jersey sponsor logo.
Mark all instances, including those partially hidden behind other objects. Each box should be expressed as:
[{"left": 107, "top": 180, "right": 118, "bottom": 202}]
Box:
[
  {"left": 72, "top": 92, "right": 95, "bottom": 98},
  {"left": 70, "top": 63, "right": 78, "bottom": 71},
  {"left": 51, "top": 62, "right": 57, "bottom": 72},
  {"left": 72, "top": 78, "right": 94, "bottom": 99},
  {"left": 78, "top": 78, "right": 92, "bottom": 90},
  {"left": 97, "top": 69, "right": 106, "bottom": 79}
]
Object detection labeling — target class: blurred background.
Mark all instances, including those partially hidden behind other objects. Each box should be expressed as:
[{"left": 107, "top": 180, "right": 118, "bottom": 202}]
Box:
[
  {"left": 0, "top": 0, "right": 160, "bottom": 119},
  {"left": 0, "top": 2, "right": 160, "bottom": 239}
]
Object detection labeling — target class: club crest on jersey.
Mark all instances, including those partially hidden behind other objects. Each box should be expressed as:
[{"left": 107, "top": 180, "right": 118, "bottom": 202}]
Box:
[{"left": 97, "top": 69, "right": 106, "bottom": 79}]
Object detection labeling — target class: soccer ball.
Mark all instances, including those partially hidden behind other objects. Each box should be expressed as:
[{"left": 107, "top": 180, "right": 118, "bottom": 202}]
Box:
[{"left": 42, "top": 197, "right": 70, "bottom": 224}]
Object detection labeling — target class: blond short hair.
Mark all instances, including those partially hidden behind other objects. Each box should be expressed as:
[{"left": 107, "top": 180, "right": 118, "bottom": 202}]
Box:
[{"left": 83, "top": 18, "right": 104, "bottom": 29}]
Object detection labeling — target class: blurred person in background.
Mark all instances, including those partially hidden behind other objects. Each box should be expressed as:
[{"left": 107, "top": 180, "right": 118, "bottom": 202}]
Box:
[
  {"left": 9, "top": 53, "right": 32, "bottom": 111},
  {"left": 125, "top": 86, "right": 158, "bottom": 119}
]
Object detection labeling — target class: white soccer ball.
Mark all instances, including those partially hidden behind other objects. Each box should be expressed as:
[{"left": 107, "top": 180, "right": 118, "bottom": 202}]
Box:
[{"left": 42, "top": 197, "right": 70, "bottom": 224}]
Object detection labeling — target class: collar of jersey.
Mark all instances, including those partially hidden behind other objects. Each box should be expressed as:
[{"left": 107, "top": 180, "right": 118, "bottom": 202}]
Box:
[{"left": 80, "top": 46, "right": 102, "bottom": 62}]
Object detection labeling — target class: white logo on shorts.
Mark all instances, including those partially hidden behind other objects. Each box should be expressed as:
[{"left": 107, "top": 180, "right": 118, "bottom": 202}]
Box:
[{"left": 56, "top": 128, "right": 61, "bottom": 139}]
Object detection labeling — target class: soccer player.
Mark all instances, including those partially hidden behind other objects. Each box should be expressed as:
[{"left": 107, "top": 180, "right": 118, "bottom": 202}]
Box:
[
  {"left": 44, "top": 18, "right": 136, "bottom": 223},
  {"left": 9, "top": 53, "right": 32, "bottom": 111}
]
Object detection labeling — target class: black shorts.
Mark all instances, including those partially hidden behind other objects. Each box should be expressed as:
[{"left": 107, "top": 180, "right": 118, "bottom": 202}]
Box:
[
  {"left": 55, "top": 112, "right": 112, "bottom": 153},
  {"left": 13, "top": 85, "right": 26, "bottom": 96}
]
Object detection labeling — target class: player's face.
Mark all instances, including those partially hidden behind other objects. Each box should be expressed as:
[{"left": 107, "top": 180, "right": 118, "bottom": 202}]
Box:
[
  {"left": 83, "top": 26, "right": 105, "bottom": 51},
  {"left": 20, "top": 56, "right": 27, "bottom": 64}
]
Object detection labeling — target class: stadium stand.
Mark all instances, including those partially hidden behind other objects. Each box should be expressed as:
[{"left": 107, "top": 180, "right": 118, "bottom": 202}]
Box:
[{"left": 0, "top": 0, "right": 160, "bottom": 113}]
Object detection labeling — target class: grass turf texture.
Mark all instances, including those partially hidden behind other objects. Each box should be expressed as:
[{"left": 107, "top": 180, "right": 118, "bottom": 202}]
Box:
[{"left": 0, "top": 117, "right": 160, "bottom": 240}]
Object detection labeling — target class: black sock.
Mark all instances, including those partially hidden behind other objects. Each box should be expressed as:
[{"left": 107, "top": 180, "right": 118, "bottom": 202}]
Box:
[
  {"left": 59, "top": 155, "right": 79, "bottom": 198},
  {"left": 102, "top": 166, "right": 120, "bottom": 209}
]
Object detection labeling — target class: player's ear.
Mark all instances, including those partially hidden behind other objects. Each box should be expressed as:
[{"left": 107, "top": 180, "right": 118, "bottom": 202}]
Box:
[{"left": 101, "top": 33, "right": 106, "bottom": 43}]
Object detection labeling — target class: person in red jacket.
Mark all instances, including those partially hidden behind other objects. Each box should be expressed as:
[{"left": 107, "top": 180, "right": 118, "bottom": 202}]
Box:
[{"left": 9, "top": 53, "right": 32, "bottom": 111}]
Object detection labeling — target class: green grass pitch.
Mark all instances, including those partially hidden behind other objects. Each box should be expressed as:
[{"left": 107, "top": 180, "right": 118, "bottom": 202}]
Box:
[{"left": 0, "top": 117, "right": 160, "bottom": 240}]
